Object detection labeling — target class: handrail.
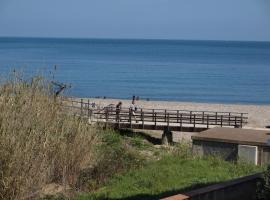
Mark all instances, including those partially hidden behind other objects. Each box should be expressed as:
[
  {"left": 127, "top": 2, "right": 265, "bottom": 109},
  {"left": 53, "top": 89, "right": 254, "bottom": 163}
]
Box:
[
  {"left": 63, "top": 99, "right": 248, "bottom": 115},
  {"left": 61, "top": 98, "right": 248, "bottom": 128}
]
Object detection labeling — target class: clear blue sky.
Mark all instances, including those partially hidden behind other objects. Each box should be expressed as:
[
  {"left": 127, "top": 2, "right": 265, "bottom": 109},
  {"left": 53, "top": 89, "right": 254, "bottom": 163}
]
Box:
[{"left": 0, "top": 0, "right": 270, "bottom": 41}]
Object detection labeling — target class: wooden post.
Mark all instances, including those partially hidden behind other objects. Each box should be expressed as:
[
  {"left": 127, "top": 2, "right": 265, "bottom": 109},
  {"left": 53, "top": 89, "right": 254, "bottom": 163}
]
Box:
[
  {"left": 165, "top": 110, "right": 167, "bottom": 122},
  {"left": 162, "top": 128, "right": 173, "bottom": 146},
  {"left": 221, "top": 115, "right": 223, "bottom": 127},
  {"left": 141, "top": 108, "right": 143, "bottom": 121},
  {"left": 118, "top": 108, "right": 120, "bottom": 129},
  {"left": 89, "top": 109, "right": 93, "bottom": 120},
  {"left": 142, "top": 112, "right": 145, "bottom": 129},
  {"left": 105, "top": 108, "right": 108, "bottom": 128},
  {"left": 115, "top": 107, "right": 117, "bottom": 122},
  {"left": 215, "top": 112, "right": 218, "bottom": 125},
  {"left": 152, "top": 109, "right": 155, "bottom": 122},
  {"left": 177, "top": 110, "right": 179, "bottom": 123},
  {"left": 87, "top": 99, "right": 90, "bottom": 118},
  {"left": 80, "top": 98, "right": 83, "bottom": 116},
  {"left": 129, "top": 109, "right": 132, "bottom": 128},
  {"left": 190, "top": 111, "right": 192, "bottom": 124},
  {"left": 240, "top": 113, "right": 243, "bottom": 128},
  {"left": 193, "top": 114, "right": 196, "bottom": 128},
  {"left": 106, "top": 108, "right": 109, "bottom": 121},
  {"left": 154, "top": 112, "right": 157, "bottom": 129},
  {"left": 167, "top": 113, "right": 170, "bottom": 127},
  {"left": 235, "top": 116, "right": 237, "bottom": 128},
  {"left": 202, "top": 112, "right": 205, "bottom": 124},
  {"left": 207, "top": 115, "right": 209, "bottom": 128},
  {"left": 180, "top": 113, "right": 183, "bottom": 131}
]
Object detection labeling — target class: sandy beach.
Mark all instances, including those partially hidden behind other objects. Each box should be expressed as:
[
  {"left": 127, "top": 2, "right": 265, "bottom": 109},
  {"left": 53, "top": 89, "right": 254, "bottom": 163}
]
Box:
[{"left": 82, "top": 98, "right": 270, "bottom": 129}]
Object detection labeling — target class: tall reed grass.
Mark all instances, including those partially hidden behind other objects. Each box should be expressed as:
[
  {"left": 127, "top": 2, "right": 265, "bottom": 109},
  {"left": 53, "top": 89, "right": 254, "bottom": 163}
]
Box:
[{"left": 0, "top": 76, "right": 100, "bottom": 200}]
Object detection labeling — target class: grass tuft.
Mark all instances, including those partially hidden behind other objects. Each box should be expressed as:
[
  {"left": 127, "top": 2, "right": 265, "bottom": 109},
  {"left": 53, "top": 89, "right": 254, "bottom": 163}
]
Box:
[{"left": 0, "top": 75, "right": 100, "bottom": 200}]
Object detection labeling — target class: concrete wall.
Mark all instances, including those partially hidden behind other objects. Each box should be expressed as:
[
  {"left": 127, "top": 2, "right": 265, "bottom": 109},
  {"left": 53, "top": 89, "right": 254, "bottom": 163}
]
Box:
[
  {"left": 192, "top": 140, "right": 238, "bottom": 161},
  {"left": 260, "top": 147, "right": 270, "bottom": 166},
  {"left": 162, "top": 173, "right": 261, "bottom": 200},
  {"left": 193, "top": 139, "right": 270, "bottom": 166}
]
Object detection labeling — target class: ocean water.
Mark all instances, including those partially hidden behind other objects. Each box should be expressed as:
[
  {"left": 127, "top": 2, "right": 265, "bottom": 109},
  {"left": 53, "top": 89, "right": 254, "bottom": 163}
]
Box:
[{"left": 0, "top": 37, "right": 270, "bottom": 105}]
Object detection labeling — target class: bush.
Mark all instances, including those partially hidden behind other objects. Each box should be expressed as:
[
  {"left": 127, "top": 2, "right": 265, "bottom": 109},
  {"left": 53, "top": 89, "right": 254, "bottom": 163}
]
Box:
[
  {"left": 257, "top": 165, "right": 270, "bottom": 200},
  {"left": 79, "top": 130, "right": 145, "bottom": 191},
  {"left": 0, "top": 76, "right": 100, "bottom": 200}
]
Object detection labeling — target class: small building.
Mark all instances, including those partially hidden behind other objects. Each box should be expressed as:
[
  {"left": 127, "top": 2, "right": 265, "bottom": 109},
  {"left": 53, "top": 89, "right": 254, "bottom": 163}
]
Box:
[{"left": 192, "top": 127, "right": 270, "bottom": 165}]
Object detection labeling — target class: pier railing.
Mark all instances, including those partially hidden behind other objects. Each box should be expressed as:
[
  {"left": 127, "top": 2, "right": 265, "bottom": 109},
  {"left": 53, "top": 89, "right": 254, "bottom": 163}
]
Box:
[{"left": 62, "top": 98, "right": 248, "bottom": 129}]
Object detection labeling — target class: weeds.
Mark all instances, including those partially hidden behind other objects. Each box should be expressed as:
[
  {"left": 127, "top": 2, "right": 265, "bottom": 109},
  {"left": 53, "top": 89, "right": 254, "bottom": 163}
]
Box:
[{"left": 0, "top": 75, "right": 100, "bottom": 200}]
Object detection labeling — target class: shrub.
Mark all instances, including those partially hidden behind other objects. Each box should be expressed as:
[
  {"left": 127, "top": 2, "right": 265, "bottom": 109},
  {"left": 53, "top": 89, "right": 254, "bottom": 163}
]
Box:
[
  {"left": 257, "top": 165, "right": 270, "bottom": 200},
  {"left": 79, "top": 130, "right": 145, "bottom": 191},
  {"left": 0, "top": 76, "right": 100, "bottom": 200}
]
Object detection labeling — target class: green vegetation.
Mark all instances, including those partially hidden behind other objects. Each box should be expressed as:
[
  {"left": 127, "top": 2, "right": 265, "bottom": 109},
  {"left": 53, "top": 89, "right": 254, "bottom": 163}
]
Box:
[
  {"left": 0, "top": 74, "right": 263, "bottom": 200},
  {"left": 257, "top": 165, "right": 270, "bottom": 200},
  {"left": 0, "top": 75, "right": 101, "bottom": 200},
  {"left": 77, "top": 153, "right": 260, "bottom": 200}
]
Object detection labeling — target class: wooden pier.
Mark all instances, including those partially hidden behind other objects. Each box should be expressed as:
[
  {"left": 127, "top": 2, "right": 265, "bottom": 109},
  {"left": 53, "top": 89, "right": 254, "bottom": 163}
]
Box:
[{"left": 62, "top": 99, "right": 248, "bottom": 131}]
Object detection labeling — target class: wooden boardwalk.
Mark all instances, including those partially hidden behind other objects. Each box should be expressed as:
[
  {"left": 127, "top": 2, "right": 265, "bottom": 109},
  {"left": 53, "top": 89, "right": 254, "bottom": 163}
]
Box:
[{"left": 62, "top": 99, "right": 248, "bottom": 131}]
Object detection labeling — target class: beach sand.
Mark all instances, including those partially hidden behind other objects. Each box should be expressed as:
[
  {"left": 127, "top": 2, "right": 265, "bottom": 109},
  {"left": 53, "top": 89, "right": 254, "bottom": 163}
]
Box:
[{"left": 82, "top": 98, "right": 270, "bottom": 129}]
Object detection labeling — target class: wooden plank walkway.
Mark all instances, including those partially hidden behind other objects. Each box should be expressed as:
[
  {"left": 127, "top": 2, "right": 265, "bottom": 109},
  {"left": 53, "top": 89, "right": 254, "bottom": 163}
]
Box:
[{"left": 62, "top": 98, "right": 248, "bottom": 131}]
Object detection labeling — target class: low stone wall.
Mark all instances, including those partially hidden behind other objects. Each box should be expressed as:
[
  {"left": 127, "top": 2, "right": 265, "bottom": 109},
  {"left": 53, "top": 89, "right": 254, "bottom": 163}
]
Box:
[{"left": 162, "top": 173, "right": 261, "bottom": 200}]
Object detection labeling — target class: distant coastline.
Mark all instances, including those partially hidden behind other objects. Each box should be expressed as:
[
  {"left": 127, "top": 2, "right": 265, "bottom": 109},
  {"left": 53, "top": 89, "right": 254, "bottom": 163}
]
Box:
[{"left": 1, "top": 36, "right": 270, "bottom": 43}]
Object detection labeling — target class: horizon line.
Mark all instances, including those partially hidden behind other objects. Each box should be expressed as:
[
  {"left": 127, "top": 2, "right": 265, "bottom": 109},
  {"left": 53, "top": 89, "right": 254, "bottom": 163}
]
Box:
[{"left": 0, "top": 35, "right": 270, "bottom": 43}]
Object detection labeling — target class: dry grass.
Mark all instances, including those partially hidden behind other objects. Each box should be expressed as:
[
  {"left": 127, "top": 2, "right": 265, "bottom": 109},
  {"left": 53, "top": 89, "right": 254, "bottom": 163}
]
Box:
[{"left": 0, "top": 76, "right": 100, "bottom": 200}]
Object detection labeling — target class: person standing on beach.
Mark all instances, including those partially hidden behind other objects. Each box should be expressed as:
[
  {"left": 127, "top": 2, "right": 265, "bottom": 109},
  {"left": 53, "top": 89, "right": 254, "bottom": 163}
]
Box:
[{"left": 116, "top": 101, "right": 122, "bottom": 122}]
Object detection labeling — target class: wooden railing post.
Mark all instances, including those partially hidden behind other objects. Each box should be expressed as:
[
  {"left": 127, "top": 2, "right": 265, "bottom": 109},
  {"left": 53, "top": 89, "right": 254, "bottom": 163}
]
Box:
[
  {"left": 202, "top": 111, "right": 205, "bottom": 124},
  {"left": 180, "top": 113, "right": 183, "bottom": 131},
  {"left": 117, "top": 108, "right": 121, "bottom": 129},
  {"left": 129, "top": 108, "right": 132, "bottom": 128},
  {"left": 167, "top": 113, "right": 170, "bottom": 127},
  {"left": 154, "top": 112, "right": 157, "bottom": 129},
  {"left": 177, "top": 110, "right": 179, "bottom": 123},
  {"left": 105, "top": 108, "right": 109, "bottom": 128},
  {"left": 221, "top": 115, "right": 223, "bottom": 127},
  {"left": 165, "top": 110, "right": 167, "bottom": 122},
  {"left": 142, "top": 112, "right": 145, "bottom": 129},
  {"left": 240, "top": 113, "right": 243, "bottom": 128},
  {"left": 190, "top": 111, "right": 192, "bottom": 124},
  {"left": 80, "top": 98, "right": 83, "bottom": 116},
  {"left": 152, "top": 109, "right": 155, "bottom": 122},
  {"left": 215, "top": 112, "right": 218, "bottom": 125},
  {"left": 235, "top": 116, "right": 237, "bottom": 128},
  {"left": 207, "top": 115, "right": 209, "bottom": 128},
  {"left": 193, "top": 114, "right": 196, "bottom": 128},
  {"left": 87, "top": 99, "right": 90, "bottom": 118}
]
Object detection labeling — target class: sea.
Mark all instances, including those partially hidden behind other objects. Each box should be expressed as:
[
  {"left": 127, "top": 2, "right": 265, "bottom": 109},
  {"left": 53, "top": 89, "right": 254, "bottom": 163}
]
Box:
[{"left": 0, "top": 37, "right": 270, "bottom": 105}]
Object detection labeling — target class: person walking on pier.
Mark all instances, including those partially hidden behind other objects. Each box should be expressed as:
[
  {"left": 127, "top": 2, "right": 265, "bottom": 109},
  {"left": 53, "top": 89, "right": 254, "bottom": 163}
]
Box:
[
  {"left": 116, "top": 101, "right": 122, "bottom": 122},
  {"left": 130, "top": 100, "right": 138, "bottom": 123}
]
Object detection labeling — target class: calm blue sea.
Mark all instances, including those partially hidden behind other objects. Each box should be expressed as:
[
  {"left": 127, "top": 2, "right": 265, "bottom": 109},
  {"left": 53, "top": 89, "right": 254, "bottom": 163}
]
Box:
[{"left": 0, "top": 37, "right": 270, "bottom": 105}]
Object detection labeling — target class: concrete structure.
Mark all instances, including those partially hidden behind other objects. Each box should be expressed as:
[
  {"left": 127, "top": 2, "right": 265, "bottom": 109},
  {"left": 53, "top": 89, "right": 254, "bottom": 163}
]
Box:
[
  {"left": 192, "top": 127, "right": 270, "bottom": 165},
  {"left": 162, "top": 173, "right": 261, "bottom": 200},
  {"left": 238, "top": 145, "right": 258, "bottom": 165}
]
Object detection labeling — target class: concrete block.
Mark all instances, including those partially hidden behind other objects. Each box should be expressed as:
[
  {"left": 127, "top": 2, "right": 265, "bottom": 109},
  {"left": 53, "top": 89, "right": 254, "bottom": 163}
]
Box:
[{"left": 238, "top": 145, "right": 258, "bottom": 165}]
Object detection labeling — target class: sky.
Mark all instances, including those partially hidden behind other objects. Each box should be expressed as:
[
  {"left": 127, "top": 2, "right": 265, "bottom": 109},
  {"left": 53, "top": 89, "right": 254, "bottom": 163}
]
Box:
[{"left": 0, "top": 0, "right": 270, "bottom": 41}]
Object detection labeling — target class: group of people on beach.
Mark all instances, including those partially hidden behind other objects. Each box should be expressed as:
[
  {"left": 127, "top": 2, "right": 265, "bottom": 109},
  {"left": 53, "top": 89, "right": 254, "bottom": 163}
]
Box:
[{"left": 116, "top": 96, "right": 138, "bottom": 122}]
